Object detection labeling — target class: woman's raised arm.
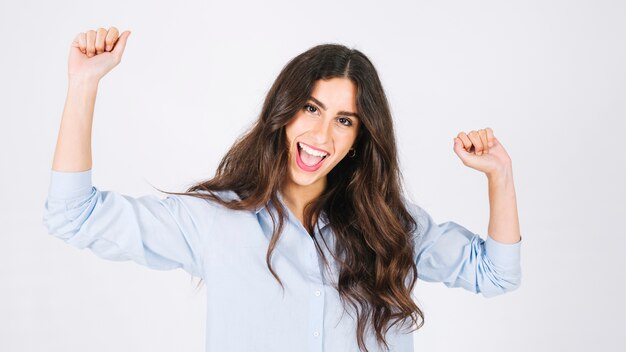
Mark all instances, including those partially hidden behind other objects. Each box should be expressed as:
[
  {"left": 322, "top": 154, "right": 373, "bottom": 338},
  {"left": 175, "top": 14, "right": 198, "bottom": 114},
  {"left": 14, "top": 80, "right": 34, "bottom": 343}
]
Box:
[
  {"left": 52, "top": 27, "right": 130, "bottom": 172},
  {"left": 42, "top": 169, "right": 211, "bottom": 279},
  {"left": 407, "top": 200, "right": 522, "bottom": 297},
  {"left": 43, "top": 28, "right": 211, "bottom": 278}
]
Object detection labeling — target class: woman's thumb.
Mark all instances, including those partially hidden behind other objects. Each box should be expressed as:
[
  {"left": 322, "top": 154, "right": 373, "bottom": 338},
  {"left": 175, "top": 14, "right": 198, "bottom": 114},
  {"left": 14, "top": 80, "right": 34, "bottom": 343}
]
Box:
[
  {"left": 112, "top": 31, "right": 131, "bottom": 57},
  {"left": 453, "top": 137, "right": 473, "bottom": 162}
]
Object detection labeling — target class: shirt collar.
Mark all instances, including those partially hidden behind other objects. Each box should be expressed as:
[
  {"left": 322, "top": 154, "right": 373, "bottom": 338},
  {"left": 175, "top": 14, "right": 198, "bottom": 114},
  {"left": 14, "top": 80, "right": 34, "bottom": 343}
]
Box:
[{"left": 253, "top": 191, "right": 330, "bottom": 230}]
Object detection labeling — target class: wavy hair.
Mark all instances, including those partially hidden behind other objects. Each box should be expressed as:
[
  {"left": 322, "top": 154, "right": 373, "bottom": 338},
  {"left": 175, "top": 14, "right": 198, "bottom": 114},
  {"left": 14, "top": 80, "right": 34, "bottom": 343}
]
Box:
[{"left": 158, "top": 43, "right": 424, "bottom": 352}]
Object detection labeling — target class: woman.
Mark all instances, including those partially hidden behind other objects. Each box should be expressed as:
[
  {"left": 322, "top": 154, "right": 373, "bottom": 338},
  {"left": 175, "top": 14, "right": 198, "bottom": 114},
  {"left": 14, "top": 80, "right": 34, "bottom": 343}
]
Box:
[{"left": 43, "top": 26, "right": 522, "bottom": 352}]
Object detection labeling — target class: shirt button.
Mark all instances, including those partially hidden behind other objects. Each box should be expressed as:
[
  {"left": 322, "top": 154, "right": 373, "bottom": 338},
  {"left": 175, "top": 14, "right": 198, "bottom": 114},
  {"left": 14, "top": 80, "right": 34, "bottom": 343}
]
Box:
[
  {"left": 314, "top": 290, "right": 321, "bottom": 296},
  {"left": 313, "top": 331, "right": 320, "bottom": 337}
]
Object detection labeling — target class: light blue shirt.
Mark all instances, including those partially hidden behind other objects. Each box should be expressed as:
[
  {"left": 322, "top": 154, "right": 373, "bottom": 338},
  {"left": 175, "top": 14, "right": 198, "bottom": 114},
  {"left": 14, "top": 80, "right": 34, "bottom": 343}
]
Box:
[{"left": 42, "top": 169, "right": 522, "bottom": 352}]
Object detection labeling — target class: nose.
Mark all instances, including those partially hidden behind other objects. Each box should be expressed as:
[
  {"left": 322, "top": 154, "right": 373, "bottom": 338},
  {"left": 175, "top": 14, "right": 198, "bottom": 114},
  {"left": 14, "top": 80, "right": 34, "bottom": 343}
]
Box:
[{"left": 310, "top": 117, "right": 332, "bottom": 145}]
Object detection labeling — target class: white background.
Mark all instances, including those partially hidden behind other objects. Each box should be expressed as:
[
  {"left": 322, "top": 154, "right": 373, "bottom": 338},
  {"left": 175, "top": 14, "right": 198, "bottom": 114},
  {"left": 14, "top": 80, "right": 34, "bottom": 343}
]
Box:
[{"left": 1, "top": 0, "right": 624, "bottom": 351}]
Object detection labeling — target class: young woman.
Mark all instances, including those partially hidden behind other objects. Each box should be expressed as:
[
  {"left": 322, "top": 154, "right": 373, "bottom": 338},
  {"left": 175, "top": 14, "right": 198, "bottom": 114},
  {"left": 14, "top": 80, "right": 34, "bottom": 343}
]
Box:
[{"left": 43, "top": 27, "right": 522, "bottom": 352}]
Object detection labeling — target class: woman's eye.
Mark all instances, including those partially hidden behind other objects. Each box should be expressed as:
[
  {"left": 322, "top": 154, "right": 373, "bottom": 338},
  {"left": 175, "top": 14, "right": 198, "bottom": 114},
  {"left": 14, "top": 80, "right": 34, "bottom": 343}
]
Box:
[
  {"left": 304, "top": 104, "right": 318, "bottom": 114},
  {"left": 338, "top": 117, "right": 353, "bottom": 127}
]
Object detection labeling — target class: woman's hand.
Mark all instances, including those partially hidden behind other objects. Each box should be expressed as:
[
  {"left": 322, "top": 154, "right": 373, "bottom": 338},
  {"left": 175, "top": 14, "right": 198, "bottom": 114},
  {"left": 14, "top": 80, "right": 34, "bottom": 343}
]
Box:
[
  {"left": 452, "top": 127, "right": 512, "bottom": 178},
  {"left": 68, "top": 26, "right": 131, "bottom": 82}
]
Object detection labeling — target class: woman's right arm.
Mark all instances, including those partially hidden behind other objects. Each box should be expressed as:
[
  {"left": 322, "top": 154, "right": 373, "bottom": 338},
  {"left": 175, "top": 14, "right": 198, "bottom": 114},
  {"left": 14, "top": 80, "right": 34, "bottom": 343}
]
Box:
[
  {"left": 52, "top": 27, "right": 130, "bottom": 172},
  {"left": 42, "top": 168, "right": 211, "bottom": 279},
  {"left": 43, "top": 28, "right": 211, "bottom": 279},
  {"left": 51, "top": 78, "right": 97, "bottom": 172}
]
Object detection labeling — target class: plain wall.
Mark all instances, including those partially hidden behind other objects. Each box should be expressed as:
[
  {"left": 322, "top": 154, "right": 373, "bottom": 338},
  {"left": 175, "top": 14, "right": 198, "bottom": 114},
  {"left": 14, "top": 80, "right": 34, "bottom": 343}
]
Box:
[{"left": 1, "top": 0, "right": 624, "bottom": 351}]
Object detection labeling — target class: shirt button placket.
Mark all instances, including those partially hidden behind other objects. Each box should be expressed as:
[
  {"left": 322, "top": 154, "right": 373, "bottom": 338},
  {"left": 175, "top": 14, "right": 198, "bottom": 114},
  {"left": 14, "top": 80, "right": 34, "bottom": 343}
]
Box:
[
  {"left": 306, "top": 240, "right": 324, "bottom": 351},
  {"left": 310, "top": 285, "right": 324, "bottom": 351}
]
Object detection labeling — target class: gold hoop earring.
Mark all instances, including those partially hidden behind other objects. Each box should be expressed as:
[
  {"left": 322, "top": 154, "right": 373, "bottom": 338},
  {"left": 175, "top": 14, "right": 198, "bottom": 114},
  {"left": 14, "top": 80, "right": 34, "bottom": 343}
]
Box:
[{"left": 348, "top": 148, "right": 356, "bottom": 158}]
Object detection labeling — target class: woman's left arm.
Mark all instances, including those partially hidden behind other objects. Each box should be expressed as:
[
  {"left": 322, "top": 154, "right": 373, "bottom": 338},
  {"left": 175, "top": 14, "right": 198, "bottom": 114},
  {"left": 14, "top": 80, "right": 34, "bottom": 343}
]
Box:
[
  {"left": 409, "top": 128, "right": 522, "bottom": 297},
  {"left": 486, "top": 167, "right": 521, "bottom": 244},
  {"left": 454, "top": 127, "right": 521, "bottom": 245}
]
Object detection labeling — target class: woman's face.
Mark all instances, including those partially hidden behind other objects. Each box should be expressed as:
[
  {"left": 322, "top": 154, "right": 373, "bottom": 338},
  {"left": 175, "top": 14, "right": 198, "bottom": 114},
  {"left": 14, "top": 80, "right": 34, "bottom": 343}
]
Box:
[{"left": 284, "top": 77, "right": 360, "bottom": 195}]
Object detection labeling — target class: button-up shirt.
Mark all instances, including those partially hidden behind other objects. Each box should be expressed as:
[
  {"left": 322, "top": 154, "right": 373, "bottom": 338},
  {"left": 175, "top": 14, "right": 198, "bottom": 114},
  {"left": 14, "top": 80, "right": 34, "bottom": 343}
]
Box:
[{"left": 42, "top": 169, "right": 522, "bottom": 352}]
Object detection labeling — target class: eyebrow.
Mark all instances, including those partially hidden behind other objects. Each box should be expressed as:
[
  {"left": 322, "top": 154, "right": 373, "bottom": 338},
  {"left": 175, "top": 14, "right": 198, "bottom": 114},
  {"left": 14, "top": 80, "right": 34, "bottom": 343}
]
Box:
[{"left": 309, "top": 96, "right": 360, "bottom": 119}]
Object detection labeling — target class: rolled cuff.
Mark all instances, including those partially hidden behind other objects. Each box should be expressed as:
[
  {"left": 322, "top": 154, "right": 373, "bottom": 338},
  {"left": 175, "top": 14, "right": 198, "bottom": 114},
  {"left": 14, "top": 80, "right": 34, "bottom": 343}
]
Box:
[
  {"left": 485, "top": 234, "right": 522, "bottom": 269},
  {"left": 48, "top": 169, "right": 93, "bottom": 199}
]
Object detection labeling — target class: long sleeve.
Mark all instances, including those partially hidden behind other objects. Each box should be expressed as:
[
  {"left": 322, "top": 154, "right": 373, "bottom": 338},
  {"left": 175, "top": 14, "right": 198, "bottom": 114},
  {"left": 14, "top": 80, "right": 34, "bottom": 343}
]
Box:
[
  {"left": 407, "top": 200, "right": 522, "bottom": 297},
  {"left": 42, "top": 169, "right": 208, "bottom": 279}
]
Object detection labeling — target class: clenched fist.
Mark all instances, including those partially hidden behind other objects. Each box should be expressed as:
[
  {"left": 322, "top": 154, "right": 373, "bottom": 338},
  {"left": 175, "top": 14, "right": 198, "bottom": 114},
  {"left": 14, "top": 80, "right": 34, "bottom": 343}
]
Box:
[
  {"left": 68, "top": 26, "right": 131, "bottom": 82},
  {"left": 453, "top": 127, "right": 513, "bottom": 178}
]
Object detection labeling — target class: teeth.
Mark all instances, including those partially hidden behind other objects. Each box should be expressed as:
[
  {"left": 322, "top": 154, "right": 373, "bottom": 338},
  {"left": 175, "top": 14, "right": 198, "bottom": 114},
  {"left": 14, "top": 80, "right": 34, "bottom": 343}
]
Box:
[{"left": 298, "top": 142, "right": 328, "bottom": 157}]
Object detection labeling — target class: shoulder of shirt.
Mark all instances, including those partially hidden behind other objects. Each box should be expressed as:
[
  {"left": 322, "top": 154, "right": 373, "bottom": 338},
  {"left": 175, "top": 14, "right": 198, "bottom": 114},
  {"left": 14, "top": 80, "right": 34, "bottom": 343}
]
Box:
[
  {"left": 399, "top": 193, "right": 431, "bottom": 233},
  {"left": 400, "top": 194, "right": 425, "bottom": 216},
  {"left": 171, "top": 189, "right": 262, "bottom": 214},
  {"left": 172, "top": 188, "right": 240, "bottom": 204}
]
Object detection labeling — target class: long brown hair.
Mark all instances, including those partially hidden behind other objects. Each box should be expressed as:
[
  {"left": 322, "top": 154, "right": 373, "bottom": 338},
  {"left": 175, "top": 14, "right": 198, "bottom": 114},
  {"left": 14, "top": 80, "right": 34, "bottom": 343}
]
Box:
[{"left": 158, "top": 43, "right": 424, "bottom": 352}]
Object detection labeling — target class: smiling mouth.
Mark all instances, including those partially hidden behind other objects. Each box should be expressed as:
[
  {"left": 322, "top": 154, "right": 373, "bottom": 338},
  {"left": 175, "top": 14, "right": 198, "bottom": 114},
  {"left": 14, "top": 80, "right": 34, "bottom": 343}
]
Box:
[{"left": 297, "top": 142, "right": 329, "bottom": 168}]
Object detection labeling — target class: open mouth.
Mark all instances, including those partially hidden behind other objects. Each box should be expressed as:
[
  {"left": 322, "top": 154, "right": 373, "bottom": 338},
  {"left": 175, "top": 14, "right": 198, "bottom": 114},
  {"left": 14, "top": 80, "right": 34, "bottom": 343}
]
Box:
[{"left": 296, "top": 142, "right": 329, "bottom": 171}]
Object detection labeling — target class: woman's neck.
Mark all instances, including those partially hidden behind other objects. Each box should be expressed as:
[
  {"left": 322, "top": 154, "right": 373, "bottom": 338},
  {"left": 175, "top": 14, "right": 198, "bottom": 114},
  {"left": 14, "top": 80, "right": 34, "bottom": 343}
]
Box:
[{"left": 280, "top": 178, "right": 326, "bottom": 225}]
